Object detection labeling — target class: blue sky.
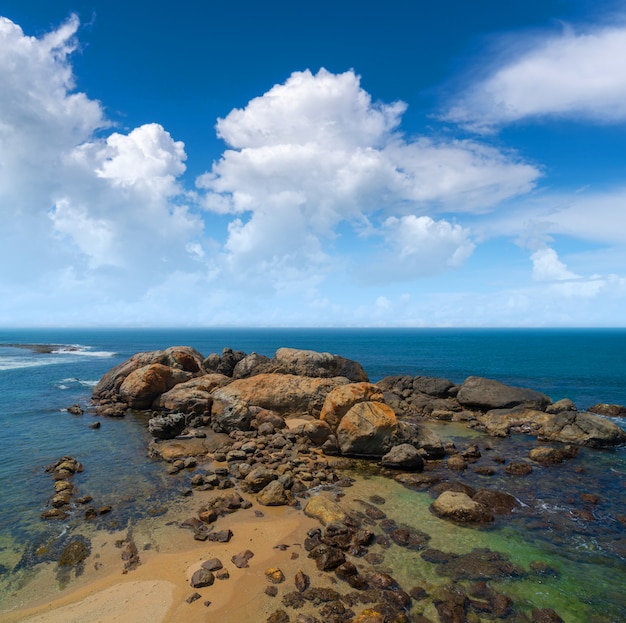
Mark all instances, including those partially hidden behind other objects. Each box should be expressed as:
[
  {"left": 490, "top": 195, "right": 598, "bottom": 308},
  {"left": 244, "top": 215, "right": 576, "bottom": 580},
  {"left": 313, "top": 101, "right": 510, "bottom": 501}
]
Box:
[{"left": 1, "top": 0, "right": 625, "bottom": 327}]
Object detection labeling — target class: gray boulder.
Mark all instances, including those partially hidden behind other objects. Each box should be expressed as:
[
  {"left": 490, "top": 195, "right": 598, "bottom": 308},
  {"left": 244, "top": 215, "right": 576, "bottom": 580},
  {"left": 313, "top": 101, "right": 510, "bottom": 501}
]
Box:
[
  {"left": 381, "top": 444, "right": 424, "bottom": 471},
  {"left": 457, "top": 376, "right": 550, "bottom": 411},
  {"left": 148, "top": 413, "right": 186, "bottom": 440}
]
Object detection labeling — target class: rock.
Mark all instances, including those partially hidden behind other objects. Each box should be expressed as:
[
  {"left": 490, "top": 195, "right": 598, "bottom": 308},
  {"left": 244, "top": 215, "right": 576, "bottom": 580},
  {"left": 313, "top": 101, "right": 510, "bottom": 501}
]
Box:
[
  {"left": 304, "top": 495, "right": 348, "bottom": 525},
  {"left": 211, "top": 374, "right": 349, "bottom": 419},
  {"left": 89, "top": 421, "right": 101, "bottom": 429},
  {"left": 539, "top": 410, "right": 626, "bottom": 447},
  {"left": 457, "top": 376, "right": 550, "bottom": 411},
  {"left": 545, "top": 398, "right": 577, "bottom": 414},
  {"left": 446, "top": 455, "right": 468, "bottom": 471},
  {"left": 295, "top": 570, "right": 310, "bottom": 592},
  {"left": 230, "top": 352, "right": 272, "bottom": 378},
  {"left": 231, "top": 550, "right": 254, "bottom": 568},
  {"left": 308, "top": 544, "right": 346, "bottom": 571},
  {"left": 119, "top": 363, "right": 192, "bottom": 410},
  {"left": 267, "top": 611, "right": 290, "bottom": 623},
  {"left": 381, "top": 444, "right": 424, "bottom": 471},
  {"left": 431, "top": 491, "right": 494, "bottom": 523},
  {"left": 472, "top": 489, "right": 520, "bottom": 515},
  {"left": 212, "top": 399, "right": 253, "bottom": 433},
  {"left": 245, "top": 467, "right": 279, "bottom": 492},
  {"left": 186, "top": 592, "right": 201, "bottom": 604},
  {"left": 529, "top": 445, "right": 579, "bottom": 464},
  {"left": 587, "top": 403, "right": 626, "bottom": 417},
  {"left": 148, "top": 436, "right": 213, "bottom": 461},
  {"left": 504, "top": 462, "right": 533, "bottom": 476},
  {"left": 303, "top": 420, "right": 333, "bottom": 446},
  {"left": 265, "top": 567, "right": 285, "bottom": 584},
  {"left": 336, "top": 401, "right": 397, "bottom": 456},
  {"left": 320, "top": 383, "right": 385, "bottom": 430},
  {"left": 58, "top": 538, "right": 91, "bottom": 567},
  {"left": 148, "top": 413, "right": 187, "bottom": 439},
  {"left": 67, "top": 404, "right": 83, "bottom": 415},
  {"left": 257, "top": 480, "right": 289, "bottom": 506},
  {"left": 201, "top": 558, "right": 223, "bottom": 571},
  {"left": 532, "top": 608, "right": 564, "bottom": 623},
  {"left": 273, "top": 347, "right": 369, "bottom": 382},
  {"left": 153, "top": 374, "right": 229, "bottom": 415},
  {"left": 477, "top": 408, "right": 626, "bottom": 447}
]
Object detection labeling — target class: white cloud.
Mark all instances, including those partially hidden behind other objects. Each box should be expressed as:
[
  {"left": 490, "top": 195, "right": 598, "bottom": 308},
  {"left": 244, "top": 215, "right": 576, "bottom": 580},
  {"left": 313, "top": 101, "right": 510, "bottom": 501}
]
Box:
[
  {"left": 363, "top": 215, "right": 475, "bottom": 282},
  {"left": 444, "top": 22, "right": 626, "bottom": 131},
  {"left": 0, "top": 15, "right": 203, "bottom": 288},
  {"left": 530, "top": 247, "right": 579, "bottom": 281},
  {"left": 198, "top": 68, "right": 539, "bottom": 288}
]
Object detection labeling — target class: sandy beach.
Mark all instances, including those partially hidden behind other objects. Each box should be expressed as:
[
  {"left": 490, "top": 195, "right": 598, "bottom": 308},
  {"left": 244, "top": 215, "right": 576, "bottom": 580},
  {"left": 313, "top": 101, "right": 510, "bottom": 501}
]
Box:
[{"left": 0, "top": 500, "right": 324, "bottom": 623}]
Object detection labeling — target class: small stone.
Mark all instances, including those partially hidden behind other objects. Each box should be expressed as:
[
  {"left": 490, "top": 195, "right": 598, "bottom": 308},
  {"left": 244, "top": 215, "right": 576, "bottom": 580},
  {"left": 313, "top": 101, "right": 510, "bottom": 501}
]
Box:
[
  {"left": 295, "top": 570, "right": 309, "bottom": 592},
  {"left": 265, "top": 567, "right": 285, "bottom": 584},
  {"left": 89, "top": 422, "right": 101, "bottom": 429},
  {"left": 265, "top": 585, "right": 278, "bottom": 597},
  {"left": 186, "top": 592, "right": 201, "bottom": 604}
]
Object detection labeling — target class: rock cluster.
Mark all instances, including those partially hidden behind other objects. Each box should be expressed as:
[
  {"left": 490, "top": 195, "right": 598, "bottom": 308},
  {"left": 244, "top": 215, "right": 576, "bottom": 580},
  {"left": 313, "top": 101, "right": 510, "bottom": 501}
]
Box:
[
  {"left": 85, "top": 344, "right": 625, "bottom": 621},
  {"left": 40, "top": 456, "right": 111, "bottom": 522}
]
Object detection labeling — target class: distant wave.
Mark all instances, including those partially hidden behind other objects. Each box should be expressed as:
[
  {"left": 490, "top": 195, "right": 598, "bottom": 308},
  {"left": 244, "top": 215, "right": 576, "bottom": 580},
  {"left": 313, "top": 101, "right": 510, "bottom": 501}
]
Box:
[{"left": 0, "top": 343, "right": 116, "bottom": 357}]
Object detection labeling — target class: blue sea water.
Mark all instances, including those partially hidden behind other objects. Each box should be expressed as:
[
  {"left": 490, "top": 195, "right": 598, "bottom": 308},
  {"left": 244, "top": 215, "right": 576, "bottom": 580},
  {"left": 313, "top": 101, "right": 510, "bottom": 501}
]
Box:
[{"left": 0, "top": 327, "right": 625, "bottom": 619}]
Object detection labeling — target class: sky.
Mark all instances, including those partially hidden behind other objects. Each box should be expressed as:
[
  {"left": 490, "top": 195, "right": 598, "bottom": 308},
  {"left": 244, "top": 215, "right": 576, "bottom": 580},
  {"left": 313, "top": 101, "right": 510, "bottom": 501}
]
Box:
[{"left": 1, "top": 0, "right": 625, "bottom": 327}]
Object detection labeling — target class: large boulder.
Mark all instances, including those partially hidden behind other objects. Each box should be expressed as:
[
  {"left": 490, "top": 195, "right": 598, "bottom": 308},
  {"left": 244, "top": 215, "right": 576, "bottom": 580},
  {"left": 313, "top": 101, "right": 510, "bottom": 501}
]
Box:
[
  {"left": 477, "top": 408, "right": 626, "bottom": 447},
  {"left": 336, "top": 401, "right": 398, "bottom": 457},
  {"left": 118, "top": 364, "right": 192, "bottom": 410},
  {"left": 273, "top": 348, "right": 369, "bottom": 382},
  {"left": 210, "top": 373, "right": 349, "bottom": 418},
  {"left": 153, "top": 374, "right": 230, "bottom": 415},
  {"left": 320, "top": 383, "right": 385, "bottom": 430},
  {"left": 457, "top": 376, "right": 550, "bottom": 411},
  {"left": 92, "top": 346, "right": 204, "bottom": 401}
]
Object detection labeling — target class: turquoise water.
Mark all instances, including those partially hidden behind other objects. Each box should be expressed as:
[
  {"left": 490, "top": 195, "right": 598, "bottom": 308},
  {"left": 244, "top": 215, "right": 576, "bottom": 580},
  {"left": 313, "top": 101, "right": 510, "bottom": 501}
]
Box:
[{"left": 0, "top": 328, "right": 625, "bottom": 619}]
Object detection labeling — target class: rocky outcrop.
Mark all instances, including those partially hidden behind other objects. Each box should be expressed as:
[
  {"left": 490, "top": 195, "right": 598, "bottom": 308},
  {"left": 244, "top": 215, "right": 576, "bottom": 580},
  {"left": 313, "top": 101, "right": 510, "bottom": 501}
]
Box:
[{"left": 457, "top": 376, "right": 551, "bottom": 411}]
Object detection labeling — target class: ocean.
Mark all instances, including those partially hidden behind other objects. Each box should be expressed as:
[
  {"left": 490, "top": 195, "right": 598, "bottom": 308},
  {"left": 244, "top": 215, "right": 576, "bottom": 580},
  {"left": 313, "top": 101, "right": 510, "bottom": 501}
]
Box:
[{"left": 0, "top": 327, "right": 625, "bottom": 621}]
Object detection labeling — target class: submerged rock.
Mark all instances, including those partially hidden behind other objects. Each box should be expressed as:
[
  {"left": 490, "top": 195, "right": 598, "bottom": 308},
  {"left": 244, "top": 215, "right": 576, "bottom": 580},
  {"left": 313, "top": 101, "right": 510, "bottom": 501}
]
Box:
[{"left": 430, "top": 491, "right": 494, "bottom": 523}]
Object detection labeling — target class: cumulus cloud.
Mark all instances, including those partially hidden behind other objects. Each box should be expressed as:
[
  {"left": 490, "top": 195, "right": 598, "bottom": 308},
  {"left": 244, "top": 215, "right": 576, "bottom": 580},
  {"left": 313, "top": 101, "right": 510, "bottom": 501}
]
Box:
[
  {"left": 0, "top": 15, "right": 202, "bottom": 289},
  {"left": 198, "top": 68, "right": 539, "bottom": 286},
  {"left": 530, "top": 247, "right": 580, "bottom": 281},
  {"left": 444, "top": 22, "right": 626, "bottom": 131},
  {"left": 361, "top": 215, "right": 475, "bottom": 282}
]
